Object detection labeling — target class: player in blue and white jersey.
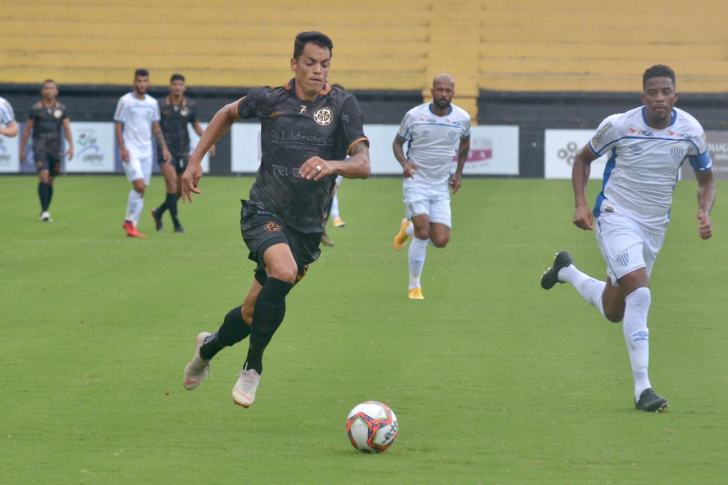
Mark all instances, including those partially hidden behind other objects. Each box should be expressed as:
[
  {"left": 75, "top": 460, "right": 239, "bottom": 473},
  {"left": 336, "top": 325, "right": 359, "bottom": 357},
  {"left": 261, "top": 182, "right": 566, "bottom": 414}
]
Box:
[
  {"left": 114, "top": 69, "right": 171, "bottom": 238},
  {"left": 392, "top": 74, "right": 471, "bottom": 299},
  {"left": 541, "top": 65, "right": 716, "bottom": 412},
  {"left": 0, "top": 96, "right": 18, "bottom": 138}
]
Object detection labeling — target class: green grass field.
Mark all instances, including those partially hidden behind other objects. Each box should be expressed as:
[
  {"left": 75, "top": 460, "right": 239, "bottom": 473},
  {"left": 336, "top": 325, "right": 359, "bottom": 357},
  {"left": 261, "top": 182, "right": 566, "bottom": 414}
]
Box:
[{"left": 1, "top": 175, "right": 726, "bottom": 484}]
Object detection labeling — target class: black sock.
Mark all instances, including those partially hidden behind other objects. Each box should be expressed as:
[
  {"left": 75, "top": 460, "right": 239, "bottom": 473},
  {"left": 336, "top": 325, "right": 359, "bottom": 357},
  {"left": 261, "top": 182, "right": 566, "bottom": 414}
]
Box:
[
  {"left": 47, "top": 185, "right": 53, "bottom": 208},
  {"left": 245, "top": 278, "right": 294, "bottom": 374},
  {"left": 167, "top": 193, "right": 181, "bottom": 228},
  {"left": 156, "top": 196, "right": 169, "bottom": 217},
  {"left": 199, "top": 305, "right": 251, "bottom": 360},
  {"left": 38, "top": 183, "right": 50, "bottom": 212}
]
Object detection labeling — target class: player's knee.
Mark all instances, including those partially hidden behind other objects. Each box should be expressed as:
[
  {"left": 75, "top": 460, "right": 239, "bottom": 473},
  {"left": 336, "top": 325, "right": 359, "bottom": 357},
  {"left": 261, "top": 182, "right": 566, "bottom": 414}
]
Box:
[
  {"left": 414, "top": 226, "right": 430, "bottom": 240},
  {"left": 431, "top": 236, "right": 449, "bottom": 248},
  {"left": 268, "top": 265, "right": 298, "bottom": 284},
  {"left": 605, "top": 310, "right": 624, "bottom": 323},
  {"left": 241, "top": 305, "right": 254, "bottom": 326}
]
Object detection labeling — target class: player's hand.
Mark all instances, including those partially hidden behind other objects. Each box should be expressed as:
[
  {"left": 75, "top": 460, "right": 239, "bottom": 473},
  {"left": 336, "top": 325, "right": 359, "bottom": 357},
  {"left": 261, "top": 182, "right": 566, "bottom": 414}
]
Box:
[
  {"left": 402, "top": 161, "right": 419, "bottom": 179},
  {"left": 299, "top": 156, "right": 333, "bottom": 181},
  {"left": 697, "top": 211, "right": 713, "bottom": 240},
  {"left": 449, "top": 173, "right": 463, "bottom": 194},
  {"left": 209, "top": 144, "right": 216, "bottom": 157},
  {"left": 66, "top": 146, "right": 74, "bottom": 161},
  {"left": 120, "top": 147, "right": 130, "bottom": 163},
  {"left": 181, "top": 162, "right": 203, "bottom": 203},
  {"left": 573, "top": 204, "right": 594, "bottom": 231},
  {"left": 19, "top": 148, "right": 26, "bottom": 163},
  {"left": 162, "top": 148, "right": 172, "bottom": 164}
]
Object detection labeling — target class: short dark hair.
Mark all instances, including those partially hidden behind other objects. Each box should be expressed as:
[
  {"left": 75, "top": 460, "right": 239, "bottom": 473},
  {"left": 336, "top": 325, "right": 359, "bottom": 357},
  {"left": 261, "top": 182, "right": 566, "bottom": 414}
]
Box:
[
  {"left": 41, "top": 79, "right": 56, "bottom": 88},
  {"left": 293, "top": 31, "right": 333, "bottom": 59},
  {"left": 643, "top": 65, "right": 675, "bottom": 89},
  {"left": 170, "top": 73, "right": 185, "bottom": 83},
  {"left": 134, "top": 68, "right": 149, "bottom": 78}
]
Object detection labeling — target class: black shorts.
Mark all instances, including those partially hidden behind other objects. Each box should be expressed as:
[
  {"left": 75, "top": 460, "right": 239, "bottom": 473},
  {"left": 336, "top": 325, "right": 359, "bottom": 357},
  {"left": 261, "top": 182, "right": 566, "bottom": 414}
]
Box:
[
  {"left": 34, "top": 151, "right": 62, "bottom": 176},
  {"left": 240, "top": 200, "right": 322, "bottom": 286},
  {"left": 158, "top": 154, "right": 189, "bottom": 175}
]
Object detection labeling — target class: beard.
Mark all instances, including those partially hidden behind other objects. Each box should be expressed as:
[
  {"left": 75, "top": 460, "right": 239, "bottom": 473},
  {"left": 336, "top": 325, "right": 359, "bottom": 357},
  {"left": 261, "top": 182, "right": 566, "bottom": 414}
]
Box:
[{"left": 435, "top": 98, "right": 450, "bottom": 109}]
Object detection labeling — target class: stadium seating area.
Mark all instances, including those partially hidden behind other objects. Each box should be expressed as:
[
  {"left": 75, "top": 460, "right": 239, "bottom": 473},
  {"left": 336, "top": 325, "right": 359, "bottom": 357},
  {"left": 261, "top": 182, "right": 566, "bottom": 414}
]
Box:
[{"left": 2, "top": 0, "right": 727, "bottom": 119}]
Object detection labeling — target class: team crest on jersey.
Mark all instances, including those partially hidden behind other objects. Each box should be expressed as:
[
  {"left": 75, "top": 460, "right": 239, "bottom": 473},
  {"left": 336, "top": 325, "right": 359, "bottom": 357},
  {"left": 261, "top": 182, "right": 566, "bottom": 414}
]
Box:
[
  {"left": 265, "top": 221, "right": 282, "bottom": 232},
  {"left": 671, "top": 147, "right": 685, "bottom": 161},
  {"left": 54, "top": 109, "right": 63, "bottom": 118},
  {"left": 181, "top": 107, "right": 189, "bottom": 116},
  {"left": 314, "top": 107, "right": 333, "bottom": 125}
]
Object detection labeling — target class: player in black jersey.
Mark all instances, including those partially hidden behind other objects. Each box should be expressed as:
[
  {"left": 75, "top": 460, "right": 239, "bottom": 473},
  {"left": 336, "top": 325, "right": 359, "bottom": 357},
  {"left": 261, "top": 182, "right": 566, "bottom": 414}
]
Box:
[
  {"left": 181, "top": 31, "right": 370, "bottom": 408},
  {"left": 19, "top": 80, "right": 74, "bottom": 222},
  {"left": 151, "top": 74, "right": 215, "bottom": 234}
]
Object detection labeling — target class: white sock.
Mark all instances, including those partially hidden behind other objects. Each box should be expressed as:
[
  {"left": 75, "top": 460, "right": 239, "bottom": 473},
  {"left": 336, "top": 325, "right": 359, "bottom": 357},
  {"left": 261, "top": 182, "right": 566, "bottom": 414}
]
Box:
[
  {"left": 330, "top": 193, "right": 340, "bottom": 220},
  {"left": 559, "top": 265, "right": 607, "bottom": 319},
  {"left": 125, "top": 189, "right": 144, "bottom": 225},
  {"left": 408, "top": 237, "right": 428, "bottom": 290},
  {"left": 405, "top": 223, "right": 414, "bottom": 237},
  {"left": 623, "top": 287, "right": 652, "bottom": 400}
]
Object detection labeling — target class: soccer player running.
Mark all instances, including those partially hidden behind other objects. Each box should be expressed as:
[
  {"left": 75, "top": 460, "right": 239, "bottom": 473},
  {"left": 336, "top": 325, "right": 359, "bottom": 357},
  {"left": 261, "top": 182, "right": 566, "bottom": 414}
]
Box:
[
  {"left": 19, "top": 80, "right": 74, "bottom": 222},
  {"left": 151, "top": 73, "right": 215, "bottom": 234},
  {"left": 541, "top": 65, "right": 716, "bottom": 412},
  {"left": 114, "top": 69, "right": 171, "bottom": 238},
  {"left": 392, "top": 74, "right": 471, "bottom": 299},
  {"left": 0, "top": 96, "right": 18, "bottom": 138},
  {"left": 181, "top": 32, "right": 370, "bottom": 408}
]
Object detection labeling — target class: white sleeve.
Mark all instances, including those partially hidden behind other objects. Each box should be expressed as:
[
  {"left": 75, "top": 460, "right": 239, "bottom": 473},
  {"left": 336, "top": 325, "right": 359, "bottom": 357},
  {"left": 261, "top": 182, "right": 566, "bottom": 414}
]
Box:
[
  {"left": 152, "top": 100, "right": 161, "bottom": 122},
  {"left": 462, "top": 117, "right": 471, "bottom": 139},
  {"left": 688, "top": 129, "right": 712, "bottom": 172},
  {"left": 588, "top": 114, "right": 622, "bottom": 156},
  {"left": 397, "top": 111, "right": 414, "bottom": 140},
  {"left": 113, "top": 97, "right": 126, "bottom": 122},
  {"left": 0, "top": 99, "right": 15, "bottom": 125}
]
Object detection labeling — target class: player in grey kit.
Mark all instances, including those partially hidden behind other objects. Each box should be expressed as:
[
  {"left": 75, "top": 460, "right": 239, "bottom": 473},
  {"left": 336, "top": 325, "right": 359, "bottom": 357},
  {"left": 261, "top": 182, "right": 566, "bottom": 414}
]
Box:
[{"left": 181, "top": 31, "right": 370, "bottom": 408}]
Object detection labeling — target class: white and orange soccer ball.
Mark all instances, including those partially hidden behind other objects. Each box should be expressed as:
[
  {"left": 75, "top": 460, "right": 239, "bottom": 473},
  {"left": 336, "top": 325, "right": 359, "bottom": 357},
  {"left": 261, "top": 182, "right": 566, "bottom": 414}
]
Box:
[{"left": 345, "top": 401, "right": 399, "bottom": 453}]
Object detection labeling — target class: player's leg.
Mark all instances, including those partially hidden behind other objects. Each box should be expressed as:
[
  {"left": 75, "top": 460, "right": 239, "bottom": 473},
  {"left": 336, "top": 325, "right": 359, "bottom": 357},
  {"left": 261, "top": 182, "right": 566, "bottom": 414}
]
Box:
[
  {"left": 171, "top": 162, "right": 185, "bottom": 233},
  {"left": 427, "top": 195, "right": 452, "bottom": 248},
  {"left": 542, "top": 251, "right": 609, "bottom": 319},
  {"left": 43, "top": 157, "right": 61, "bottom": 220},
  {"left": 152, "top": 160, "right": 176, "bottom": 231},
  {"left": 233, "top": 243, "right": 298, "bottom": 407},
  {"left": 408, "top": 212, "right": 430, "bottom": 299},
  {"left": 37, "top": 161, "right": 52, "bottom": 220},
  {"left": 184, "top": 279, "right": 262, "bottom": 390},
  {"left": 122, "top": 154, "right": 146, "bottom": 237}
]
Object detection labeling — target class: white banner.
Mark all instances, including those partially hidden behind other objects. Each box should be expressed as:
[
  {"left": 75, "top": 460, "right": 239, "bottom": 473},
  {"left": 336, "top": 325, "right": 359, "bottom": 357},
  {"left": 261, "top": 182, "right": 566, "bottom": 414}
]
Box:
[
  {"left": 188, "top": 122, "right": 210, "bottom": 173},
  {"left": 0, "top": 132, "right": 19, "bottom": 173},
  {"left": 544, "top": 129, "right": 609, "bottom": 180},
  {"left": 65, "top": 122, "right": 115, "bottom": 173},
  {"left": 230, "top": 123, "right": 519, "bottom": 175}
]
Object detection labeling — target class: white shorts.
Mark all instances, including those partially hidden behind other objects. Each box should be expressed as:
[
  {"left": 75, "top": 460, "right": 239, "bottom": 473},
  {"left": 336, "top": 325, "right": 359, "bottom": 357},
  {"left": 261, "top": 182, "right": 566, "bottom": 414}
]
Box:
[
  {"left": 123, "top": 152, "right": 152, "bottom": 185},
  {"left": 403, "top": 182, "right": 451, "bottom": 227},
  {"left": 595, "top": 213, "right": 664, "bottom": 286}
]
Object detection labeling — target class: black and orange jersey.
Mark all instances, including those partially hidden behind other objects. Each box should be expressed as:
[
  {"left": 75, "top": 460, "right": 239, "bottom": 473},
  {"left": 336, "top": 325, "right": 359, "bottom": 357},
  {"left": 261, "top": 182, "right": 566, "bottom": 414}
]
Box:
[
  {"left": 158, "top": 95, "right": 198, "bottom": 158},
  {"left": 27, "top": 101, "right": 68, "bottom": 156},
  {"left": 238, "top": 79, "right": 368, "bottom": 233}
]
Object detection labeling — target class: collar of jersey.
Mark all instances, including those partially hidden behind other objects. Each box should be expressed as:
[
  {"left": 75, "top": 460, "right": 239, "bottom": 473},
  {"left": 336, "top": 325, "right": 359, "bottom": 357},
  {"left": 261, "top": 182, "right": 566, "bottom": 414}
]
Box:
[
  {"left": 428, "top": 103, "right": 453, "bottom": 117},
  {"left": 284, "top": 78, "right": 332, "bottom": 102},
  {"left": 641, "top": 106, "right": 677, "bottom": 129}
]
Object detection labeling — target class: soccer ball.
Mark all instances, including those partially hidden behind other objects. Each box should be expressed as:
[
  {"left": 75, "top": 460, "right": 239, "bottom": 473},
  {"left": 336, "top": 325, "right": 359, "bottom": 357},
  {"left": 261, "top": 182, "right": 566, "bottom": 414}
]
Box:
[{"left": 346, "top": 401, "right": 399, "bottom": 453}]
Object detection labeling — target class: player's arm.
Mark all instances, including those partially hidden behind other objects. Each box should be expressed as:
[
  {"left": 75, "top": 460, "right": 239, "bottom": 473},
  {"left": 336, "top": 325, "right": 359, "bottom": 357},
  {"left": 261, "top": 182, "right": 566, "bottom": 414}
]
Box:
[
  {"left": 0, "top": 120, "right": 18, "bottom": 137},
  {"left": 152, "top": 121, "right": 172, "bottom": 163},
  {"left": 695, "top": 169, "right": 716, "bottom": 240},
  {"left": 182, "top": 99, "right": 241, "bottom": 202},
  {"left": 62, "top": 118, "right": 74, "bottom": 161},
  {"left": 115, "top": 121, "right": 129, "bottom": 162},
  {"left": 392, "top": 134, "right": 417, "bottom": 178},
  {"left": 19, "top": 119, "right": 33, "bottom": 162},
  {"left": 192, "top": 120, "right": 215, "bottom": 156},
  {"left": 572, "top": 144, "right": 600, "bottom": 231},
  {"left": 300, "top": 140, "right": 371, "bottom": 181},
  {"left": 450, "top": 135, "right": 470, "bottom": 194}
]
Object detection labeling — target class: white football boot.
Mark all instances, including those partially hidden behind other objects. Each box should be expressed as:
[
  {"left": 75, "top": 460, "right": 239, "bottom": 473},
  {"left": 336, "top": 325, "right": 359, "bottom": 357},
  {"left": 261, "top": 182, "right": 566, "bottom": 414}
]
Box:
[
  {"left": 232, "top": 366, "right": 261, "bottom": 408},
  {"left": 183, "top": 332, "right": 211, "bottom": 390}
]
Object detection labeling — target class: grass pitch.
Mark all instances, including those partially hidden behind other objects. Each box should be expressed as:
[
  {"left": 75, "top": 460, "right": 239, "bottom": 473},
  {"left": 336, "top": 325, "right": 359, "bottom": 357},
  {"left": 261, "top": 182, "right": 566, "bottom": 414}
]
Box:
[{"left": 1, "top": 175, "right": 726, "bottom": 484}]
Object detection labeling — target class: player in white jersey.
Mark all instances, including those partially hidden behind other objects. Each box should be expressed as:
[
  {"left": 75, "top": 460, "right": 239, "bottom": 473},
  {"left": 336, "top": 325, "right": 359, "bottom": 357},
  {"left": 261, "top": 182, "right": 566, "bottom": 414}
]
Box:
[
  {"left": 541, "top": 65, "right": 716, "bottom": 412},
  {"left": 0, "top": 96, "right": 19, "bottom": 138},
  {"left": 392, "top": 74, "right": 471, "bottom": 299},
  {"left": 114, "top": 69, "right": 171, "bottom": 238}
]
